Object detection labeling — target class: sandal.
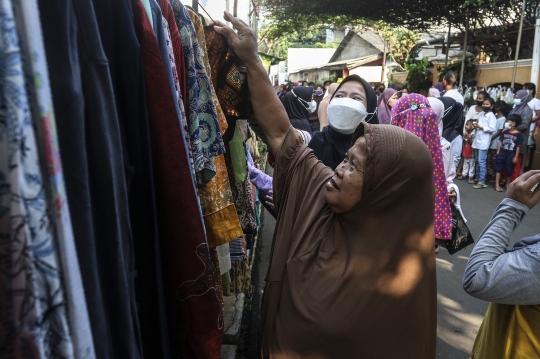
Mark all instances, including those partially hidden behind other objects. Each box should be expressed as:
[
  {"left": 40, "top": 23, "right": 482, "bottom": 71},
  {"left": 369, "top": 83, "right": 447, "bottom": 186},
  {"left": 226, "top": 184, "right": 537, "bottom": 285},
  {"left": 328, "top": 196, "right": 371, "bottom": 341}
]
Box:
[
  {"left": 473, "top": 183, "right": 488, "bottom": 189},
  {"left": 495, "top": 187, "right": 503, "bottom": 192},
  {"left": 457, "top": 175, "right": 467, "bottom": 180},
  {"left": 467, "top": 179, "right": 476, "bottom": 184}
]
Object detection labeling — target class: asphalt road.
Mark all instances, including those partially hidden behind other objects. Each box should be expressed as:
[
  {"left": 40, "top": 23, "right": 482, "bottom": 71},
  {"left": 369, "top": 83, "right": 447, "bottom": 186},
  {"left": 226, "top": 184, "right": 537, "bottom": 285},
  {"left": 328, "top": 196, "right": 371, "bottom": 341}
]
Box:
[{"left": 242, "top": 171, "right": 540, "bottom": 359}]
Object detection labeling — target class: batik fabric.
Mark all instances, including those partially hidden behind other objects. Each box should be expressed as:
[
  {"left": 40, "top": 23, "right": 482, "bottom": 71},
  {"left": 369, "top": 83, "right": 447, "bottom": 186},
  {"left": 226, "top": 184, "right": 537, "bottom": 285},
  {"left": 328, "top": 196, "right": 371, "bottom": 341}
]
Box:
[{"left": 170, "top": 0, "right": 225, "bottom": 186}]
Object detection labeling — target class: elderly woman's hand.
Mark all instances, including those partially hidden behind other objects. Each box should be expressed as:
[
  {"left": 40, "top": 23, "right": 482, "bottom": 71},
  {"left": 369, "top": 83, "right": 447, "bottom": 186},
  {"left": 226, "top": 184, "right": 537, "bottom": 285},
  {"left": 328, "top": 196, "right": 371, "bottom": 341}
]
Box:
[
  {"left": 506, "top": 170, "right": 540, "bottom": 209},
  {"left": 212, "top": 12, "right": 260, "bottom": 67}
]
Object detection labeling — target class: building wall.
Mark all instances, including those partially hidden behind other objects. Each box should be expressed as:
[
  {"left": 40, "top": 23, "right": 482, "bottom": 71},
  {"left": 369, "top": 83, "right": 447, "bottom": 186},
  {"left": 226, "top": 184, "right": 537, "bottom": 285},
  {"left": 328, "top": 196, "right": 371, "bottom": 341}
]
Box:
[
  {"left": 288, "top": 70, "right": 329, "bottom": 83},
  {"left": 333, "top": 33, "right": 381, "bottom": 63},
  {"left": 287, "top": 48, "right": 336, "bottom": 74},
  {"left": 475, "top": 60, "right": 537, "bottom": 87},
  {"left": 349, "top": 66, "right": 383, "bottom": 83}
]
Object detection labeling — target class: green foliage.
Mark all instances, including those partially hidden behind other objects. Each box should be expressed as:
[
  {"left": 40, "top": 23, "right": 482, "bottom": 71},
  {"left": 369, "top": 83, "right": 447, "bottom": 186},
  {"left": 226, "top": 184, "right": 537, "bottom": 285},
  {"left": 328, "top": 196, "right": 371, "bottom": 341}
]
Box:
[
  {"left": 404, "top": 57, "right": 430, "bottom": 93},
  {"left": 437, "top": 59, "right": 478, "bottom": 82}
]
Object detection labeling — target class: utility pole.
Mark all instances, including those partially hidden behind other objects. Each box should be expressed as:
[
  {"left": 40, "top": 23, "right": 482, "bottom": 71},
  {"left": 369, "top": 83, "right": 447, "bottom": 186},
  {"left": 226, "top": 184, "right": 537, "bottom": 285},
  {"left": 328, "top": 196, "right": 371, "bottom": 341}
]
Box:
[
  {"left": 459, "top": 17, "right": 469, "bottom": 87},
  {"left": 511, "top": 0, "right": 527, "bottom": 89},
  {"left": 192, "top": 0, "right": 198, "bottom": 12},
  {"left": 381, "top": 42, "right": 387, "bottom": 83},
  {"left": 530, "top": 5, "right": 540, "bottom": 89},
  {"left": 233, "top": 0, "right": 238, "bottom": 17}
]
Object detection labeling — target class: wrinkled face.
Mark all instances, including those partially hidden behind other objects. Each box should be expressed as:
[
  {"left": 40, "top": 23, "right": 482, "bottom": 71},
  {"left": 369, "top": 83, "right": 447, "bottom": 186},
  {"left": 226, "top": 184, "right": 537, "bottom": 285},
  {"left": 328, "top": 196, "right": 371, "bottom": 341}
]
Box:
[
  {"left": 388, "top": 93, "right": 399, "bottom": 108},
  {"left": 333, "top": 81, "right": 367, "bottom": 108},
  {"left": 324, "top": 136, "right": 367, "bottom": 213}
]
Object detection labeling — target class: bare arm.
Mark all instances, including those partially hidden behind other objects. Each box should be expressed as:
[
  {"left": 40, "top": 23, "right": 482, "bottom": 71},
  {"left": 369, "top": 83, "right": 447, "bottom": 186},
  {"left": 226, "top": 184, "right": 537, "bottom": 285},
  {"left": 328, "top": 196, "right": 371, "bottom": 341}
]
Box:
[{"left": 213, "top": 13, "right": 290, "bottom": 155}]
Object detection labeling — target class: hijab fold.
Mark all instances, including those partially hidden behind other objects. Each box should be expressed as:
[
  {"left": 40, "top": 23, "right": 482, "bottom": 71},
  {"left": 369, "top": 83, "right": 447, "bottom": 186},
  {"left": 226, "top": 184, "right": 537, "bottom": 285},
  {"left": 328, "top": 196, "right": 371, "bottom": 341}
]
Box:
[
  {"left": 509, "top": 89, "right": 532, "bottom": 117},
  {"left": 377, "top": 88, "right": 397, "bottom": 125},
  {"left": 439, "top": 96, "right": 464, "bottom": 142},
  {"left": 260, "top": 123, "right": 437, "bottom": 358}
]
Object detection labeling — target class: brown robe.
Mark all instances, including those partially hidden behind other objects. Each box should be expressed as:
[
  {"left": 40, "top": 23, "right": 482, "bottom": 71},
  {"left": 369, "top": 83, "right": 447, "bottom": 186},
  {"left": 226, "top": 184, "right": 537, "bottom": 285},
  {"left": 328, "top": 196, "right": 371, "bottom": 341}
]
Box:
[{"left": 259, "top": 123, "right": 437, "bottom": 358}]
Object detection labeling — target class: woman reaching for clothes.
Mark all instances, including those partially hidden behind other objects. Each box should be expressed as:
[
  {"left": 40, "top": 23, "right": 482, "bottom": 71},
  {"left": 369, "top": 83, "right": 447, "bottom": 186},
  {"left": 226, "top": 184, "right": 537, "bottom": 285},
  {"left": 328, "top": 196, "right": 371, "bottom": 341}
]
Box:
[{"left": 214, "top": 12, "right": 436, "bottom": 359}]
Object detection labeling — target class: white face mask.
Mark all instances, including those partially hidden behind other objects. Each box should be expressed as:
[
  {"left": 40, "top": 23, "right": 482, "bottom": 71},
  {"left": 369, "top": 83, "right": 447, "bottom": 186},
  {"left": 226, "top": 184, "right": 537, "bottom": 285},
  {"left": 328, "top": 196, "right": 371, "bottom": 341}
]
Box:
[
  {"left": 325, "top": 86, "right": 330, "bottom": 90},
  {"left": 308, "top": 100, "right": 317, "bottom": 113},
  {"left": 504, "top": 123, "right": 511, "bottom": 130},
  {"left": 327, "top": 97, "right": 375, "bottom": 134}
]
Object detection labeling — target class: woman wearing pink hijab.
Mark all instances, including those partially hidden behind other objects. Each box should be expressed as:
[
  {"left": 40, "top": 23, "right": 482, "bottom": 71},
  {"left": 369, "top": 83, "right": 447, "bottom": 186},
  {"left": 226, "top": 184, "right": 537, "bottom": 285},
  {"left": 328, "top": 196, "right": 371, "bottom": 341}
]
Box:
[
  {"left": 317, "top": 83, "right": 339, "bottom": 129},
  {"left": 392, "top": 93, "right": 452, "bottom": 242}
]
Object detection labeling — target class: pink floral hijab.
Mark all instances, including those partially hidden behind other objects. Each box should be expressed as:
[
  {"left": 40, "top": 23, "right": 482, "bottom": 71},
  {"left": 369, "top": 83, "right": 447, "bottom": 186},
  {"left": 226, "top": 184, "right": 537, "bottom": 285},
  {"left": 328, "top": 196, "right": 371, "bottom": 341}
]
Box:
[{"left": 391, "top": 93, "right": 452, "bottom": 240}]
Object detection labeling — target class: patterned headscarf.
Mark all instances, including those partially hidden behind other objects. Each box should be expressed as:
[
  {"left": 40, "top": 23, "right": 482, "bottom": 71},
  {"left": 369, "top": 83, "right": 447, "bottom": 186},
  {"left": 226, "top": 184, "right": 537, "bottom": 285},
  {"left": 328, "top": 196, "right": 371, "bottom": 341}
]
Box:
[{"left": 391, "top": 93, "right": 452, "bottom": 240}]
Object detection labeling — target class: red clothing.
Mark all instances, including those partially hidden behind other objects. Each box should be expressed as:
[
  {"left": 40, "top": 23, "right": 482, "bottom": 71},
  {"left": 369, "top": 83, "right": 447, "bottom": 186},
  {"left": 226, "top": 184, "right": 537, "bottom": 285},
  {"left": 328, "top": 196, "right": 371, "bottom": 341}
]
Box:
[
  {"left": 462, "top": 143, "right": 473, "bottom": 158},
  {"left": 131, "top": 2, "right": 223, "bottom": 358}
]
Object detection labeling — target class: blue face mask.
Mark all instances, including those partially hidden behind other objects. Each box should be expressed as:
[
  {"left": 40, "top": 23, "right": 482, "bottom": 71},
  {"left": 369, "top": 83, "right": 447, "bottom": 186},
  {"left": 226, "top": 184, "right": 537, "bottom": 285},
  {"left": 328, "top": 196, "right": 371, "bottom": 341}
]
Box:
[
  {"left": 514, "top": 98, "right": 522, "bottom": 106},
  {"left": 315, "top": 90, "right": 324, "bottom": 96}
]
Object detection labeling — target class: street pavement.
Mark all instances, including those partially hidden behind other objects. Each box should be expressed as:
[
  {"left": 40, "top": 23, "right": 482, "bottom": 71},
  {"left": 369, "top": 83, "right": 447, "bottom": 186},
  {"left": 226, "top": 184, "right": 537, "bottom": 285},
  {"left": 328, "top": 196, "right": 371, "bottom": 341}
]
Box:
[{"left": 243, "top": 169, "right": 540, "bottom": 359}]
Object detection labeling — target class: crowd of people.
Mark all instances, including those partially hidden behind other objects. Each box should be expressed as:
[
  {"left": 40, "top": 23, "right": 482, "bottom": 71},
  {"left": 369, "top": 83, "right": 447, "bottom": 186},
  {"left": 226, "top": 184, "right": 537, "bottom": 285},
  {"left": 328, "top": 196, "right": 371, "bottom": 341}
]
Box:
[{"left": 214, "top": 12, "right": 540, "bottom": 359}]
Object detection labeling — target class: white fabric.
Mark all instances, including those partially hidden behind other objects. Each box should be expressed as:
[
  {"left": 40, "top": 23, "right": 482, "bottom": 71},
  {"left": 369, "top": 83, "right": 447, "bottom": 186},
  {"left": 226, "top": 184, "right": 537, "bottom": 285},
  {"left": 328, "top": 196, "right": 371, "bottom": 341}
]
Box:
[
  {"left": 295, "top": 129, "right": 312, "bottom": 144},
  {"left": 427, "top": 97, "right": 444, "bottom": 136},
  {"left": 327, "top": 97, "right": 370, "bottom": 134},
  {"left": 444, "top": 89, "right": 465, "bottom": 105},
  {"left": 441, "top": 138, "right": 456, "bottom": 183},
  {"left": 464, "top": 106, "right": 483, "bottom": 133},
  {"left": 216, "top": 244, "right": 232, "bottom": 275},
  {"left": 451, "top": 135, "right": 463, "bottom": 169},
  {"left": 490, "top": 116, "right": 506, "bottom": 150},
  {"left": 447, "top": 183, "right": 467, "bottom": 222},
  {"left": 463, "top": 157, "right": 476, "bottom": 178},
  {"left": 472, "top": 112, "right": 497, "bottom": 150},
  {"left": 528, "top": 98, "right": 540, "bottom": 132}
]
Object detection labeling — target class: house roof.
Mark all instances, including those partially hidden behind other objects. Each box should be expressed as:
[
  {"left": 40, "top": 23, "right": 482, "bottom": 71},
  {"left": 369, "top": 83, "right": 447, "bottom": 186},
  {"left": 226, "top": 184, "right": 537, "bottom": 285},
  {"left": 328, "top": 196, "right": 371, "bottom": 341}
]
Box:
[
  {"left": 288, "top": 54, "right": 382, "bottom": 74},
  {"left": 328, "top": 30, "right": 385, "bottom": 63}
]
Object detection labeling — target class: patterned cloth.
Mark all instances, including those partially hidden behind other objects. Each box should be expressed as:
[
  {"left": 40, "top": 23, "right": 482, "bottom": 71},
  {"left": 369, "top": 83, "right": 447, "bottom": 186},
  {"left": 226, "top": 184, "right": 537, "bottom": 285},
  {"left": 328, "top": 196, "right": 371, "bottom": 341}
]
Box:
[
  {"left": 0, "top": 0, "right": 74, "bottom": 356},
  {"left": 11, "top": 0, "right": 95, "bottom": 357},
  {"left": 131, "top": 2, "right": 223, "bottom": 357},
  {"left": 391, "top": 93, "right": 452, "bottom": 241},
  {"left": 170, "top": 0, "right": 225, "bottom": 186},
  {"left": 204, "top": 27, "right": 253, "bottom": 124},
  {"left": 187, "top": 9, "right": 242, "bottom": 247}
]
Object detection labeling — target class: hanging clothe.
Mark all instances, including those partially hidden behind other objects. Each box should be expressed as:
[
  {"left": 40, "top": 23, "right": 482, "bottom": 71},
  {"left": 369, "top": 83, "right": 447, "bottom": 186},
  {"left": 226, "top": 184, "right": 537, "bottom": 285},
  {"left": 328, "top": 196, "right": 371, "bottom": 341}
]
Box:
[
  {"left": 90, "top": 0, "right": 171, "bottom": 356},
  {"left": 12, "top": 0, "right": 95, "bottom": 356},
  {"left": 170, "top": 0, "right": 226, "bottom": 186},
  {"left": 38, "top": 0, "right": 141, "bottom": 356},
  {"left": 0, "top": 1, "right": 74, "bottom": 356},
  {"left": 188, "top": 8, "right": 243, "bottom": 248},
  {"left": 131, "top": 2, "right": 223, "bottom": 358}
]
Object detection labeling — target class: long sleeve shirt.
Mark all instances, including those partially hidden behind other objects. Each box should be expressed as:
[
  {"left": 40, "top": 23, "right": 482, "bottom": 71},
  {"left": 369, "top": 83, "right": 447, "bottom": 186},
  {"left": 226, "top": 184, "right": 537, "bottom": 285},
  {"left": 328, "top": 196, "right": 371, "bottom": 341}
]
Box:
[
  {"left": 472, "top": 112, "right": 496, "bottom": 150},
  {"left": 463, "top": 198, "right": 540, "bottom": 305}
]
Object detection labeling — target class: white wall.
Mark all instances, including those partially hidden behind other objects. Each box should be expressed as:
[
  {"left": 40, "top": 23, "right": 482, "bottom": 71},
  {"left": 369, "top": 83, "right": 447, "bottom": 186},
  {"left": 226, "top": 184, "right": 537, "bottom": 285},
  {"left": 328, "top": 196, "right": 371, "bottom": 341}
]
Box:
[
  {"left": 349, "top": 66, "right": 383, "bottom": 82},
  {"left": 287, "top": 48, "right": 336, "bottom": 74}
]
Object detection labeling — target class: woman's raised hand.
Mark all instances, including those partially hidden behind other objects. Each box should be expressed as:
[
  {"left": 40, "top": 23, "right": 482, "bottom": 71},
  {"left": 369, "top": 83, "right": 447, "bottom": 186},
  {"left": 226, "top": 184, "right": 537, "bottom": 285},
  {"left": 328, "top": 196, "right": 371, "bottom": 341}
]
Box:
[{"left": 213, "top": 12, "right": 260, "bottom": 67}]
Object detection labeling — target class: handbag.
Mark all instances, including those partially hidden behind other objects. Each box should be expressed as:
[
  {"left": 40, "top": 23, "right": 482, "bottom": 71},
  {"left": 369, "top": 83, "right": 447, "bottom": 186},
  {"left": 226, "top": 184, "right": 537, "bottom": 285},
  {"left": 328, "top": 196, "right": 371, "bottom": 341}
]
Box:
[{"left": 445, "top": 201, "right": 475, "bottom": 255}]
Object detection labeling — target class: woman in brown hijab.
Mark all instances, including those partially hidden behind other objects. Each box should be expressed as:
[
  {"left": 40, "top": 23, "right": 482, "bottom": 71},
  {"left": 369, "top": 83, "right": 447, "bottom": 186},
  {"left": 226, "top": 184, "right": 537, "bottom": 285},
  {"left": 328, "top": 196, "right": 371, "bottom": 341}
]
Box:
[{"left": 214, "top": 13, "right": 437, "bottom": 359}]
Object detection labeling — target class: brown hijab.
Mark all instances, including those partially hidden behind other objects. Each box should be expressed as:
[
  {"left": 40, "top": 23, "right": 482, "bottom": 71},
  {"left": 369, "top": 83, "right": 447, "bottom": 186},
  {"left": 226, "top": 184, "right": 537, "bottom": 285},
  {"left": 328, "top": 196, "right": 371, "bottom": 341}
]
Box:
[
  {"left": 259, "top": 123, "right": 437, "bottom": 359},
  {"left": 317, "top": 83, "right": 338, "bottom": 129}
]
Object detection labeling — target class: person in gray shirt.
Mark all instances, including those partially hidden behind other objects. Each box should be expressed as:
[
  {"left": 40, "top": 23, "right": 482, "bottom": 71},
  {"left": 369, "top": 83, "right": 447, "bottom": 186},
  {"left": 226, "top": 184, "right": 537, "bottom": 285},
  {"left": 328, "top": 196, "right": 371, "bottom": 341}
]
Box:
[
  {"left": 463, "top": 170, "right": 540, "bottom": 359},
  {"left": 463, "top": 170, "right": 540, "bottom": 304}
]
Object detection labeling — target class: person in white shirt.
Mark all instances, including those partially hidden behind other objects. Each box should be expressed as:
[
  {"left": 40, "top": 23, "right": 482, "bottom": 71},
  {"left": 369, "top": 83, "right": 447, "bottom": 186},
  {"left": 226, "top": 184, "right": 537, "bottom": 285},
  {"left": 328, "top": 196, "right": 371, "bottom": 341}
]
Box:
[
  {"left": 524, "top": 82, "right": 540, "bottom": 146},
  {"left": 471, "top": 97, "right": 497, "bottom": 188},
  {"left": 487, "top": 100, "right": 510, "bottom": 183},
  {"left": 443, "top": 71, "right": 464, "bottom": 105}
]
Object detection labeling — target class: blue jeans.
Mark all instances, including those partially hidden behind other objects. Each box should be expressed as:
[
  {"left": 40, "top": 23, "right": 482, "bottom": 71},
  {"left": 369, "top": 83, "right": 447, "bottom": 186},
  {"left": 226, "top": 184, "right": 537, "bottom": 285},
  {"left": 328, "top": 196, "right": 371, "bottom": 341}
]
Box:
[{"left": 474, "top": 149, "right": 488, "bottom": 183}]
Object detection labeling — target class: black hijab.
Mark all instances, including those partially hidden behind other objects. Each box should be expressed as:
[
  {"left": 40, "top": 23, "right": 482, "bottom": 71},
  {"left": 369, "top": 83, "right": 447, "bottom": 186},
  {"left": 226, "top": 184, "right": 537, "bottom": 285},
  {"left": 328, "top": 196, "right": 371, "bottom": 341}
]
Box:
[
  {"left": 308, "top": 75, "right": 379, "bottom": 170},
  {"left": 282, "top": 86, "right": 313, "bottom": 120},
  {"left": 439, "top": 96, "right": 464, "bottom": 142}
]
